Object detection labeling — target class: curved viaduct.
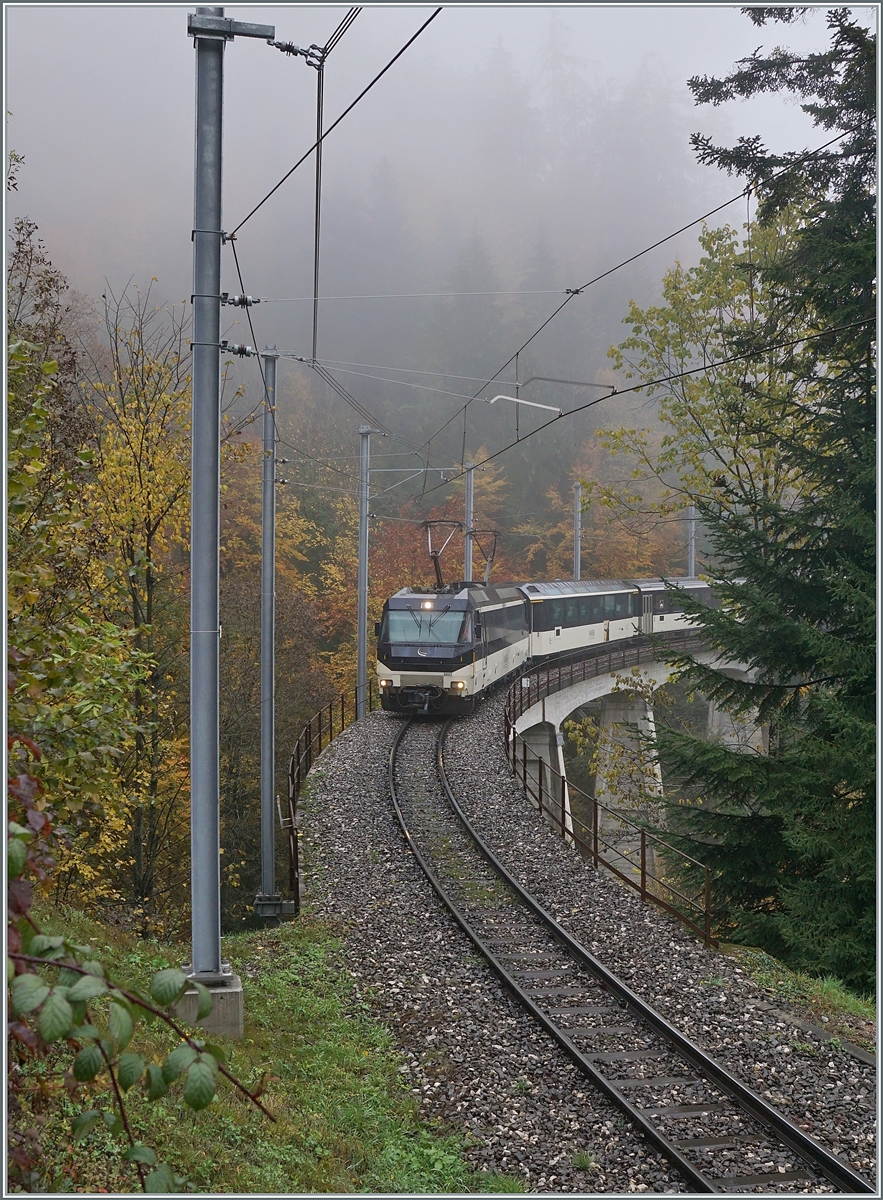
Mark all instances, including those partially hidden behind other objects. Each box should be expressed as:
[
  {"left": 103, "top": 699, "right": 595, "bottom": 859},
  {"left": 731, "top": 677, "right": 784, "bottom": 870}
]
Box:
[{"left": 508, "top": 639, "right": 764, "bottom": 844}]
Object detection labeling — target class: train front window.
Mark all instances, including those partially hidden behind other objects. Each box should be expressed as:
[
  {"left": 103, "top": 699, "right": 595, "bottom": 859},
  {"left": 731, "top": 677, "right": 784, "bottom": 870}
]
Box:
[{"left": 383, "top": 608, "right": 472, "bottom": 645}]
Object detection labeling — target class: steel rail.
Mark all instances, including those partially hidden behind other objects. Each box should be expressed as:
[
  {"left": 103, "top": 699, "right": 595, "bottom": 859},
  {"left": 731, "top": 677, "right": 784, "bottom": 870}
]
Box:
[{"left": 387, "top": 716, "right": 873, "bottom": 1195}]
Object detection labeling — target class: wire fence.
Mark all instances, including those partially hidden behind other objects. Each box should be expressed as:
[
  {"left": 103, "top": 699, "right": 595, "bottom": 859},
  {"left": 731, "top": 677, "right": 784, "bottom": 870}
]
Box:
[{"left": 503, "top": 634, "right": 716, "bottom": 947}]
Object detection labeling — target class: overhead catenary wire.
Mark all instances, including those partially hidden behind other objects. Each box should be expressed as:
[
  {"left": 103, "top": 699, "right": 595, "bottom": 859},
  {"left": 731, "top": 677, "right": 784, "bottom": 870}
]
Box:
[
  {"left": 230, "top": 8, "right": 442, "bottom": 237},
  {"left": 416, "top": 317, "right": 875, "bottom": 500},
  {"left": 413, "top": 124, "right": 865, "bottom": 463},
  {"left": 324, "top": 6, "right": 361, "bottom": 56},
  {"left": 263, "top": 288, "right": 572, "bottom": 302}
]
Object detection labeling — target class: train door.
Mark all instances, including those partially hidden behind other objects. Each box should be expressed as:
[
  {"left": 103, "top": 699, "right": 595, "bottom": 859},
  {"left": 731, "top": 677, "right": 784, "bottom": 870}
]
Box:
[
  {"left": 642, "top": 594, "right": 653, "bottom": 635},
  {"left": 476, "top": 614, "right": 488, "bottom": 681}
]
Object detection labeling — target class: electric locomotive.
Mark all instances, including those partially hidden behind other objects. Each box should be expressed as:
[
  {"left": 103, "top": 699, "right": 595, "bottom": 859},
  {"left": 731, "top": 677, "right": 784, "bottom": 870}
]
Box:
[{"left": 376, "top": 576, "right": 715, "bottom": 715}]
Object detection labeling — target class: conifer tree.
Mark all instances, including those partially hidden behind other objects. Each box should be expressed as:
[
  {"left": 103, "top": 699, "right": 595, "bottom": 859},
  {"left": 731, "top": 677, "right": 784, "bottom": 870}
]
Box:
[{"left": 655, "top": 8, "right": 875, "bottom": 989}]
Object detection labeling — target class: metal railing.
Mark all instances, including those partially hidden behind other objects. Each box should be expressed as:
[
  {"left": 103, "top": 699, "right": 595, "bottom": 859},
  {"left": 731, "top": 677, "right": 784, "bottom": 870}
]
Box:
[
  {"left": 505, "top": 631, "right": 705, "bottom": 725},
  {"left": 284, "top": 680, "right": 379, "bottom": 913},
  {"left": 503, "top": 634, "right": 716, "bottom": 946}
]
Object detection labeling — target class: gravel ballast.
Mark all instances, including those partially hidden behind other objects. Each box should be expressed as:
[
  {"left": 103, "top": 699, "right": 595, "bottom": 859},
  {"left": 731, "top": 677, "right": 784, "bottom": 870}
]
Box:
[{"left": 303, "top": 689, "right": 876, "bottom": 1193}]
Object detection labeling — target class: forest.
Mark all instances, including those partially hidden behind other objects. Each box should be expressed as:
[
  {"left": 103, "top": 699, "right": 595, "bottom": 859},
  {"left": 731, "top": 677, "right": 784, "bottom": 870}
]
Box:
[{"left": 7, "top": 6, "right": 875, "bottom": 1188}]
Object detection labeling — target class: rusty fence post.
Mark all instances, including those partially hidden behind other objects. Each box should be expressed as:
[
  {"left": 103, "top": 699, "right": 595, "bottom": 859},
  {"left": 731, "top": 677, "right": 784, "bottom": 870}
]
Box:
[
  {"left": 704, "top": 867, "right": 712, "bottom": 948},
  {"left": 640, "top": 829, "right": 647, "bottom": 901},
  {"left": 538, "top": 758, "right": 545, "bottom": 817},
  {"left": 593, "top": 794, "right": 599, "bottom": 867}
]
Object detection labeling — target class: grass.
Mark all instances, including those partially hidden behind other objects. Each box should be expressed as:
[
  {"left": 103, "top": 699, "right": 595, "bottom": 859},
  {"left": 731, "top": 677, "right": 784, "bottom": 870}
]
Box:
[
  {"left": 15, "top": 904, "right": 524, "bottom": 1194},
  {"left": 571, "top": 1148, "right": 598, "bottom": 1172},
  {"left": 720, "top": 943, "right": 876, "bottom": 1049}
]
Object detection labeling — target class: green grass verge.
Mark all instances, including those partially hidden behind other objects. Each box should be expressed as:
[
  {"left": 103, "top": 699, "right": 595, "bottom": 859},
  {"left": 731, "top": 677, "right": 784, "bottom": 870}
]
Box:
[
  {"left": 16, "top": 906, "right": 523, "bottom": 1194},
  {"left": 720, "top": 943, "right": 876, "bottom": 1049}
]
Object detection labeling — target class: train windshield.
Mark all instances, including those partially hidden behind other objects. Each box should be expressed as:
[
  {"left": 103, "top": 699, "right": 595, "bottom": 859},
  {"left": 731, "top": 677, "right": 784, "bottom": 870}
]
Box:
[{"left": 384, "top": 607, "right": 472, "bottom": 645}]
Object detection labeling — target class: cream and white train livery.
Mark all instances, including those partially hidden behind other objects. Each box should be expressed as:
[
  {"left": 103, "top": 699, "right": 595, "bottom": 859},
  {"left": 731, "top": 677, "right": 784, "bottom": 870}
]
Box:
[{"left": 376, "top": 577, "right": 715, "bottom": 715}]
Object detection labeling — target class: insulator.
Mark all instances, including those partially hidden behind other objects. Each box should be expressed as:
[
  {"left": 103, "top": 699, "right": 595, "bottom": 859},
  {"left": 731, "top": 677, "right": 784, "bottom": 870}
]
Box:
[
  {"left": 221, "top": 293, "right": 259, "bottom": 307},
  {"left": 221, "top": 342, "right": 256, "bottom": 357}
]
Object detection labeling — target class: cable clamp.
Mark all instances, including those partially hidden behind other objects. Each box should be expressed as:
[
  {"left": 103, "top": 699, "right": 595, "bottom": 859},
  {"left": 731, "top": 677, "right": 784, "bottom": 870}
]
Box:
[
  {"left": 221, "top": 293, "right": 260, "bottom": 307},
  {"left": 565, "top": 287, "right": 584, "bottom": 296},
  {"left": 189, "top": 341, "right": 257, "bottom": 357},
  {"left": 191, "top": 228, "right": 231, "bottom": 243}
]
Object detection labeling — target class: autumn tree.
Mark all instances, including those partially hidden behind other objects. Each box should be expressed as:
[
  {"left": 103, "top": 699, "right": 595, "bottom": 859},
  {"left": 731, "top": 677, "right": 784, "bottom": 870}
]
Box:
[{"left": 76, "top": 285, "right": 193, "bottom": 926}]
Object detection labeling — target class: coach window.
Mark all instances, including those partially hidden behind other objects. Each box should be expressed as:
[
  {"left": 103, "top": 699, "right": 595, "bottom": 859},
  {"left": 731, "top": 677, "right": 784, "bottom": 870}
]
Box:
[{"left": 654, "top": 595, "right": 667, "bottom": 614}]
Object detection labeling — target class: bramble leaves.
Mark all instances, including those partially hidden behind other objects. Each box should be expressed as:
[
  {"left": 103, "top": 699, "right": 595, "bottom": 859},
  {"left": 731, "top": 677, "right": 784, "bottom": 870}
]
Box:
[
  {"left": 123, "top": 1144, "right": 157, "bottom": 1166},
  {"left": 144, "top": 1061, "right": 169, "bottom": 1101},
  {"left": 150, "top": 968, "right": 188, "bottom": 1007},
  {"left": 144, "top": 1162, "right": 179, "bottom": 1193},
  {"left": 117, "top": 1052, "right": 145, "bottom": 1092},
  {"left": 38, "top": 989, "right": 73, "bottom": 1041},
  {"left": 161, "top": 1042, "right": 197, "bottom": 1083},
  {"left": 194, "top": 981, "right": 213, "bottom": 1020},
  {"left": 72, "top": 1044, "right": 104, "bottom": 1082},
  {"left": 12, "top": 972, "right": 50, "bottom": 1014},
  {"left": 71, "top": 1110, "right": 102, "bottom": 1142},
  {"left": 8, "top": 836, "right": 28, "bottom": 877},
  {"left": 108, "top": 999, "right": 135, "bottom": 1050},
  {"left": 183, "top": 1058, "right": 217, "bottom": 1110},
  {"left": 67, "top": 972, "right": 107, "bottom": 1002}
]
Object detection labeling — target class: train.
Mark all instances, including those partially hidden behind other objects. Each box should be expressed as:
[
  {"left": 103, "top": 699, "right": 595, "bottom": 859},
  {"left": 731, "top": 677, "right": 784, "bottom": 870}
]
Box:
[{"left": 376, "top": 577, "right": 716, "bottom": 715}]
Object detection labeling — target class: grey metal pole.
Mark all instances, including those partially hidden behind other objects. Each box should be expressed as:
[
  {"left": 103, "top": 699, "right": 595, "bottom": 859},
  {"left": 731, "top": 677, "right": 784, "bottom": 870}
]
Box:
[
  {"left": 573, "top": 481, "right": 581, "bottom": 581},
  {"left": 258, "top": 349, "right": 278, "bottom": 903},
  {"left": 356, "top": 427, "right": 371, "bottom": 720},
  {"left": 190, "top": 6, "right": 225, "bottom": 980},
  {"left": 464, "top": 463, "right": 474, "bottom": 583},
  {"left": 687, "top": 503, "right": 696, "bottom": 577}
]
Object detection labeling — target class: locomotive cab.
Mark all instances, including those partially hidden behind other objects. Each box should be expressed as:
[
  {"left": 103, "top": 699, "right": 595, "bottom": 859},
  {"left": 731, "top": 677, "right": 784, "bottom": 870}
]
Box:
[{"left": 376, "top": 583, "right": 530, "bottom": 715}]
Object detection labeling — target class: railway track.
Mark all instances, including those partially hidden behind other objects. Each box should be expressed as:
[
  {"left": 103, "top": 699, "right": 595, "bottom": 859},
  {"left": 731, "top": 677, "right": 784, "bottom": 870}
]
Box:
[{"left": 388, "top": 716, "right": 873, "bottom": 1195}]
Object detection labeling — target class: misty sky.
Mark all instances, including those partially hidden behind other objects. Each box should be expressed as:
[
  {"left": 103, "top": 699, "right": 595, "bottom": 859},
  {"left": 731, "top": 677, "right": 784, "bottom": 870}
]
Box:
[{"left": 6, "top": 4, "right": 872, "bottom": 472}]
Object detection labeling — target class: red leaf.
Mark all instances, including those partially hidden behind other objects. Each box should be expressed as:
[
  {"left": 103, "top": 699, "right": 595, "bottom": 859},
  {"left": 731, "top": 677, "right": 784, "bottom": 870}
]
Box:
[
  {"left": 9, "top": 1145, "right": 31, "bottom": 1169},
  {"left": 8, "top": 734, "right": 41, "bottom": 760},
  {"left": 8, "top": 879, "right": 33, "bottom": 915},
  {"left": 26, "top": 807, "right": 48, "bottom": 832},
  {"left": 8, "top": 926, "right": 22, "bottom": 953},
  {"left": 9, "top": 1021, "right": 39, "bottom": 1050},
  {"left": 8, "top": 774, "right": 43, "bottom": 805}
]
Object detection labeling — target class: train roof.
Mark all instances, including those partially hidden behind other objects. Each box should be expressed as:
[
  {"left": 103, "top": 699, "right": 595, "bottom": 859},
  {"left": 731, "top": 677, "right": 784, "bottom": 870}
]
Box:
[
  {"left": 389, "top": 583, "right": 524, "bottom": 607},
  {"left": 628, "top": 577, "right": 707, "bottom": 591},
  {"left": 517, "top": 579, "right": 636, "bottom": 597}
]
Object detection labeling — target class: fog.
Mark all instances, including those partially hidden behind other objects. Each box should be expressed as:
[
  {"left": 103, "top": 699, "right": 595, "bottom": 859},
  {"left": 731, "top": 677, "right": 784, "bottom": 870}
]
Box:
[{"left": 6, "top": 4, "right": 855, "bottom": 481}]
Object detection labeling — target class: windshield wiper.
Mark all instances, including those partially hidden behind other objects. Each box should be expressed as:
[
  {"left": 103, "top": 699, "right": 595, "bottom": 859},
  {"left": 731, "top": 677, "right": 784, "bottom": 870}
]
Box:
[
  {"left": 428, "top": 604, "right": 451, "bottom": 634},
  {"left": 405, "top": 604, "right": 423, "bottom": 632}
]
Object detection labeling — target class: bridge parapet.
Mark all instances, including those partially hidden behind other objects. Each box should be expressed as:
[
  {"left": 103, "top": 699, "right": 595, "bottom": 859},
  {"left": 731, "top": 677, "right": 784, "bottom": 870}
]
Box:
[{"left": 502, "top": 633, "right": 734, "bottom": 947}]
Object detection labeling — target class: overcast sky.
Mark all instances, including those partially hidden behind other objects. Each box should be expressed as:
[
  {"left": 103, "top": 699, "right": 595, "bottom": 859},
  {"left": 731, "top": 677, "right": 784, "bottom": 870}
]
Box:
[
  {"left": 7, "top": 4, "right": 858, "bottom": 295},
  {"left": 6, "top": 3, "right": 875, "bottom": 462}
]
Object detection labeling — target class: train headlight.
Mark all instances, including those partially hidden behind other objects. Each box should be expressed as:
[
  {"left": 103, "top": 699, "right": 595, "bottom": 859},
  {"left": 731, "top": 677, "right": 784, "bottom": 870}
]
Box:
[
  {"left": 379, "top": 679, "right": 391, "bottom": 688},
  {"left": 454, "top": 681, "right": 466, "bottom": 690}
]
